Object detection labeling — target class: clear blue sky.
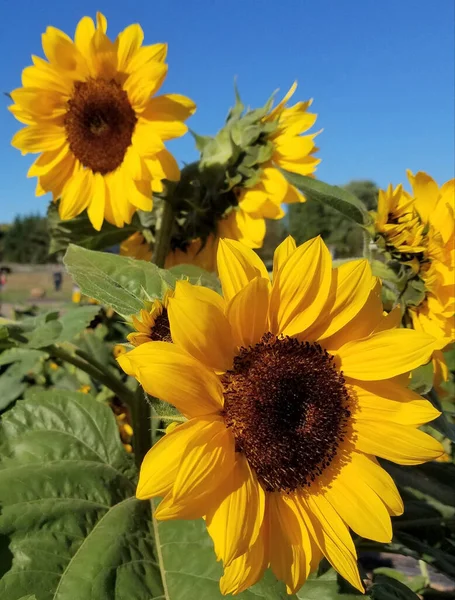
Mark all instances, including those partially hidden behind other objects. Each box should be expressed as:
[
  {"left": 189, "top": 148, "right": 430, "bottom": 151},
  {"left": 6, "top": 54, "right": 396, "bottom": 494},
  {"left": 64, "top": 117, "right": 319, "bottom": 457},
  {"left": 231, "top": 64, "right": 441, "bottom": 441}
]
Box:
[{"left": 0, "top": 0, "right": 454, "bottom": 223}]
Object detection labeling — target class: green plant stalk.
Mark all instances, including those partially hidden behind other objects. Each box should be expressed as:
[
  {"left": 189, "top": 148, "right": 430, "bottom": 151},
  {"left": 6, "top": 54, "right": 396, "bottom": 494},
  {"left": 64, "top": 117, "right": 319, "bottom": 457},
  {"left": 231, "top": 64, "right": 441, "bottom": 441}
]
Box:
[
  {"left": 46, "top": 344, "right": 136, "bottom": 408},
  {"left": 153, "top": 200, "right": 175, "bottom": 268},
  {"left": 131, "top": 388, "right": 153, "bottom": 470}
]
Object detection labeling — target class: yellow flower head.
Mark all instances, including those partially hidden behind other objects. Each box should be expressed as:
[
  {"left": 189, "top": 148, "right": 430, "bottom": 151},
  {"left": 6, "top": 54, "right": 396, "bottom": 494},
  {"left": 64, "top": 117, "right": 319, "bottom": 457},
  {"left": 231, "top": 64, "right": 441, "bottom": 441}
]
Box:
[
  {"left": 78, "top": 384, "right": 91, "bottom": 394},
  {"left": 118, "top": 236, "right": 442, "bottom": 595},
  {"left": 127, "top": 290, "right": 173, "bottom": 346},
  {"left": 113, "top": 344, "right": 128, "bottom": 358},
  {"left": 374, "top": 183, "right": 427, "bottom": 254},
  {"left": 120, "top": 232, "right": 153, "bottom": 262},
  {"left": 228, "top": 83, "right": 320, "bottom": 249},
  {"left": 10, "top": 12, "right": 195, "bottom": 230}
]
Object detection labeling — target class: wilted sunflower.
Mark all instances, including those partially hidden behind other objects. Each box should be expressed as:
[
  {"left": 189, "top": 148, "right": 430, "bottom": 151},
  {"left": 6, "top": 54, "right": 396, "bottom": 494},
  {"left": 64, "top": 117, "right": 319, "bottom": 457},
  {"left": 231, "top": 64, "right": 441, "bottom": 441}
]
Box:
[
  {"left": 118, "top": 236, "right": 442, "bottom": 595},
  {"left": 127, "top": 290, "right": 173, "bottom": 346},
  {"left": 10, "top": 12, "right": 195, "bottom": 230}
]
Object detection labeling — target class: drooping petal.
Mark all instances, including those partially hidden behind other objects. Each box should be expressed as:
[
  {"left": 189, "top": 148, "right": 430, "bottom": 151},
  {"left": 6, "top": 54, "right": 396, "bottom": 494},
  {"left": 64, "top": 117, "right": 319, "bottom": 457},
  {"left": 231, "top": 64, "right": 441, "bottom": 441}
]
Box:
[
  {"left": 124, "top": 60, "right": 168, "bottom": 111},
  {"left": 347, "top": 452, "right": 403, "bottom": 516},
  {"left": 87, "top": 172, "right": 107, "bottom": 231},
  {"left": 297, "top": 494, "right": 364, "bottom": 592},
  {"left": 12, "top": 125, "right": 66, "bottom": 154},
  {"left": 206, "top": 455, "right": 265, "bottom": 566},
  {"left": 59, "top": 167, "right": 93, "bottom": 220},
  {"left": 217, "top": 238, "right": 269, "bottom": 303},
  {"left": 220, "top": 518, "right": 269, "bottom": 596},
  {"left": 137, "top": 417, "right": 211, "bottom": 499},
  {"left": 227, "top": 277, "right": 270, "bottom": 348},
  {"left": 117, "top": 342, "right": 223, "bottom": 418},
  {"left": 168, "top": 281, "right": 235, "bottom": 371},
  {"left": 324, "top": 464, "right": 393, "bottom": 543},
  {"left": 354, "top": 420, "right": 444, "bottom": 464},
  {"left": 141, "top": 93, "right": 196, "bottom": 139},
  {"left": 269, "top": 236, "right": 332, "bottom": 337},
  {"left": 171, "top": 418, "right": 236, "bottom": 507},
  {"left": 338, "top": 330, "right": 437, "bottom": 380},
  {"left": 268, "top": 493, "right": 315, "bottom": 594}
]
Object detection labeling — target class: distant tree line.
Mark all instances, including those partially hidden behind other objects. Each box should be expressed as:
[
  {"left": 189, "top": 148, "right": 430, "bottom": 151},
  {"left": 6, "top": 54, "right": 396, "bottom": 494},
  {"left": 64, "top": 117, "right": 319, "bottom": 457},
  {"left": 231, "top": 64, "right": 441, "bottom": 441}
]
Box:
[
  {"left": 0, "top": 214, "right": 55, "bottom": 264},
  {"left": 1, "top": 181, "right": 377, "bottom": 264}
]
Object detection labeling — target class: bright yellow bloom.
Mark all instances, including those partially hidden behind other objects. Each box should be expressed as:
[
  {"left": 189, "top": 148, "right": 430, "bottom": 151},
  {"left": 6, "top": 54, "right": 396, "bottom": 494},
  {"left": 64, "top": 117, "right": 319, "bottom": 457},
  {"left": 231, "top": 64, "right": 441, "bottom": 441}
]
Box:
[
  {"left": 78, "top": 384, "right": 91, "bottom": 394},
  {"left": 165, "top": 235, "right": 219, "bottom": 272},
  {"left": 120, "top": 232, "right": 153, "bottom": 261},
  {"left": 10, "top": 12, "right": 195, "bottom": 230},
  {"left": 375, "top": 183, "right": 426, "bottom": 254},
  {"left": 229, "top": 83, "right": 320, "bottom": 248},
  {"left": 127, "top": 290, "right": 173, "bottom": 346},
  {"left": 118, "top": 236, "right": 442, "bottom": 595},
  {"left": 113, "top": 344, "right": 128, "bottom": 358}
]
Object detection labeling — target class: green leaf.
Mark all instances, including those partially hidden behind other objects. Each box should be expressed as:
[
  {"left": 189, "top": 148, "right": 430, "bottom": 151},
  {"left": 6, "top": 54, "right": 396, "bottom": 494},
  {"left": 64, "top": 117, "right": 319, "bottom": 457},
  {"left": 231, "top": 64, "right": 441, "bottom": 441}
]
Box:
[
  {"left": 47, "top": 202, "right": 136, "bottom": 255},
  {"left": 154, "top": 516, "right": 295, "bottom": 599},
  {"left": 409, "top": 363, "right": 434, "bottom": 395},
  {"left": 55, "top": 306, "right": 101, "bottom": 343},
  {"left": 64, "top": 245, "right": 175, "bottom": 318},
  {"left": 371, "top": 574, "right": 420, "bottom": 599},
  {"left": 0, "top": 389, "right": 164, "bottom": 600},
  {"left": 168, "top": 264, "right": 221, "bottom": 292},
  {"left": 0, "top": 373, "right": 26, "bottom": 410},
  {"left": 281, "top": 171, "right": 371, "bottom": 227},
  {"left": 296, "top": 569, "right": 366, "bottom": 599}
]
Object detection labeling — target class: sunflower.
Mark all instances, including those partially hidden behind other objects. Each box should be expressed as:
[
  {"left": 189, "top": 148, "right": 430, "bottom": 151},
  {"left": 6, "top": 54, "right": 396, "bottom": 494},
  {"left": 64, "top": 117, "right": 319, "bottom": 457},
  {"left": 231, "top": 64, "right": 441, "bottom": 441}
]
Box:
[
  {"left": 229, "top": 82, "right": 320, "bottom": 248},
  {"left": 118, "top": 236, "right": 443, "bottom": 595},
  {"left": 127, "top": 290, "right": 173, "bottom": 346},
  {"left": 10, "top": 12, "right": 195, "bottom": 230},
  {"left": 120, "top": 232, "right": 153, "bottom": 262}
]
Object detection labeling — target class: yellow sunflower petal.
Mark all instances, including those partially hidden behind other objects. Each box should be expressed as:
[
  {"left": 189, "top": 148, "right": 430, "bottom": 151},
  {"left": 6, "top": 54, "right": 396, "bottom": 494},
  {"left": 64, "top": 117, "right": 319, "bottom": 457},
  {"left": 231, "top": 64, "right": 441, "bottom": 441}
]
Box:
[
  {"left": 373, "top": 305, "right": 402, "bottom": 333},
  {"left": 117, "top": 23, "right": 144, "bottom": 72},
  {"left": 348, "top": 452, "right": 403, "bottom": 516},
  {"left": 124, "top": 60, "right": 168, "bottom": 111},
  {"left": 171, "top": 418, "right": 236, "bottom": 506},
  {"left": 220, "top": 519, "right": 269, "bottom": 596},
  {"left": 218, "top": 209, "right": 266, "bottom": 249},
  {"left": 137, "top": 417, "right": 210, "bottom": 499},
  {"left": 217, "top": 238, "right": 269, "bottom": 303},
  {"left": 59, "top": 167, "right": 93, "bottom": 220},
  {"left": 87, "top": 172, "right": 107, "bottom": 231},
  {"left": 351, "top": 380, "right": 441, "bottom": 426},
  {"left": 272, "top": 236, "right": 297, "bottom": 280},
  {"left": 324, "top": 464, "right": 393, "bottom": 543},
  {"left": 206, "top": 455, "right": 265, "bottom": 566},
  {"left": 168, "top": 282, "right": 235, "bottom": 371},
  {"left": 27, "top": 144, "right": 69, "bottom": 177},
  {"left": 74, "top": 15, "right": 95, "bottom": 59},
  {"left": 117, "top": 342, "right": 223, "bottom": 418},
  {"left": 269, "top": 493, "right": 314, "bottom": 594},
  {"left": 125, "top": 43, "right": 168, "bottom": 73},
  {"left": 269, "top": 236, "right": 332, "bottom": 337},
  {"left": 10, "top": 88, "right": 67, "bottom": 119},
  {"left": 41, "top": 26, "right": 89, "bottom": 76},
  {"left": 354, "top": 420, "right": 444, "bottom": 464},
  {"left": 338, "top": 330, "right": 437, "bottom": 380},
  {"left": 226, "top": 276, "right": 270, "bottom": 348},
  {"left": 305, "top": 259, "right": 376, "bottom": 341},
  {"left": 12, "top": 125, "right": 66, "bottom": 154},
  {"left": 297, "top": 494, "right": 364, "bottom": 593},
  {"left": 141, "top": 94, "right": 196, "bottom": 139}
]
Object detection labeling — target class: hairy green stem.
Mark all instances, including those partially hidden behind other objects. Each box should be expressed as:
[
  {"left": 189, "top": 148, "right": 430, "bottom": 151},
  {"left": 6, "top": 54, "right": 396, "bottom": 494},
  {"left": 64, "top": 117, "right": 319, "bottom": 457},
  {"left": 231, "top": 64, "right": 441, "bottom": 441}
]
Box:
[
  {"left": 153, "top": 200, "right": 175, "bottom": 268},
  {"left": 46, "top": 344, "right": 135, "bottom": 408},
  {"left": 130, "top": 388, "right": 153, "bottom": 469}
]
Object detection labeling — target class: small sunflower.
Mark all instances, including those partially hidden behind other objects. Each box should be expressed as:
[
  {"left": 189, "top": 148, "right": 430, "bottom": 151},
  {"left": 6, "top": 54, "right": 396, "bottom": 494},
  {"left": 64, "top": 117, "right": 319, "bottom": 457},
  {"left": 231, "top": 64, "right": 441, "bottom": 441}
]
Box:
[
  {"left": 120, "top": 232, "right": 153, "bottom": 262},
  {"left": 229, "top": 82, "right": 320, "bottom": 248},
  {"left": 10, "top": 12, "right": 195, "bottom": 230},
  {"left": 118, "top": 236, "right": 442, "bottom": 595},
  {"left": 127, "top": 290, "right": 173, "bottom": 346},
  {"left": 374, "top": 171, "right": 454, "bottom": 385}
]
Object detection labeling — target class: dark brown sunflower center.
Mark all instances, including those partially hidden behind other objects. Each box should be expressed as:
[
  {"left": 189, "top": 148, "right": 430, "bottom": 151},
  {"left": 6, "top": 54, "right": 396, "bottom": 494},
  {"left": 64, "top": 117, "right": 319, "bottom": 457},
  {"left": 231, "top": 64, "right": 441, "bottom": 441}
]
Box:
[
  {"left": 222, "top": 334, "right": 351, "bottom": 492},
  {"left": 150, "top": 309, "right": 171, "bottom": 343},
  {"left": 65, "top": 79, "right": 137, "bottom": 175}
]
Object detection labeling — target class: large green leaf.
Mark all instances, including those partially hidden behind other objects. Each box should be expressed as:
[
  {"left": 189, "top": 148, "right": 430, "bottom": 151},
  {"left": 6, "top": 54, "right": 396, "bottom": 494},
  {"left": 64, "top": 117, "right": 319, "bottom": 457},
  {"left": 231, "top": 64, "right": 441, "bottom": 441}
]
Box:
[
  {"left": 0, "top": 389, "right": 162, "bottom": 600},
  {"left": 64, "top": 245, "right": 175, "bottom": 318},
  {"left": 281, "top": 171, "right": 371, "bottom": 227}
]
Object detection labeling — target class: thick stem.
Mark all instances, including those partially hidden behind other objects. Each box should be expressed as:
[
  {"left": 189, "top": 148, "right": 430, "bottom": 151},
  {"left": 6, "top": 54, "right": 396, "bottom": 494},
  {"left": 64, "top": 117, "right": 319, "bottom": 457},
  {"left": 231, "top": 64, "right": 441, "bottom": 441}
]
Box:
[
  {"left": 46, "top": 344, "right": 135, "bottom": 408},
  {"left": 153, "top": 200, "right": 174, "bottom": 268},
  {"left": 130, "top": 387, "right": 153, "bottom": 469}
]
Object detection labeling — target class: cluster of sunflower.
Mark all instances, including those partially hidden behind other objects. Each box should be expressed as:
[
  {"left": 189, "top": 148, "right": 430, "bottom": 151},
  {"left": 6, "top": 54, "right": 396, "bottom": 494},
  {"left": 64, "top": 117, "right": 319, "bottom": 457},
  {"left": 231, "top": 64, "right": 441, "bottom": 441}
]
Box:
[
  {"left": 8, "top": 11, "right": 453, "bottom": 597},
  {"left": 373, "top": 170, "right": 454, "bottom": 387}
]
